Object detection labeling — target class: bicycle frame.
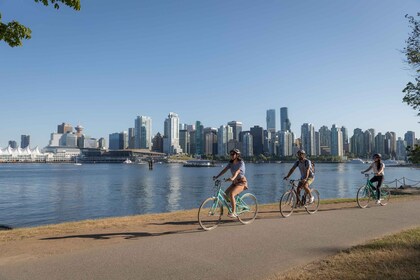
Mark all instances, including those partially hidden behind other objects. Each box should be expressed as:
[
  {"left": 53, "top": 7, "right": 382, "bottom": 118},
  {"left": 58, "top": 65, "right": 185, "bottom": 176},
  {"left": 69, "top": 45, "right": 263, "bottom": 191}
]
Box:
[
  {"left": 357, "top": 173, "right": 390, "bottom": 208},
  {"left": 211, "top": 179, "right": 250, "bottom": 215}
]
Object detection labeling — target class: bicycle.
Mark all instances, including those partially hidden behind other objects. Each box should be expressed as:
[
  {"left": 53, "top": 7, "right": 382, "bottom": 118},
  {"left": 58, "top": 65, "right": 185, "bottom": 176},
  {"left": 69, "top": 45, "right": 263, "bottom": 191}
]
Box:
[
  {"left": 279, "top": 179, "right": 320, "bottom": 217},
  {"left": 356, "top": 173, "right": 390, "bottom": 208},
  {"left": 198, "top": 179, "right": 258, "bottom": 231}
]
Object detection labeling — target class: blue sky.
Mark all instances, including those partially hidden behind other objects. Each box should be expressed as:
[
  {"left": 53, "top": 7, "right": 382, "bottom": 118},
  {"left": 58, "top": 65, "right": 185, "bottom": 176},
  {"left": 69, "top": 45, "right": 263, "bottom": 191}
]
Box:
[{"left": 1, "top": 0, "right": 419, "bottom": 148}]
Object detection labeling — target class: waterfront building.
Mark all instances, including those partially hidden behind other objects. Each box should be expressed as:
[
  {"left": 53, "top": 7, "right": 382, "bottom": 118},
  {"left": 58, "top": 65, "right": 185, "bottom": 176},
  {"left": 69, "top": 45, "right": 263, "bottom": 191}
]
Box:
[
  {"left": 57, "top": 123, "right": 73, "bottom": 134},
  {"left": 301, "top": 123, "right": 316, "bottom": 156},
  {"left": 319, "top": 126, "right": 331, "bottom": 153},
  {"left": 179, "top": 129, "right": 190, "bottom": 154},
  {"left": 152, "top": 132, "right": 163, "bottom": 153},
  {"left": 278, "top": 130, "right": 294, "bottom": 156},
  {"left": 164, "top": 112, "right": 182, "bottom": 154},
  {"left": 195, "top": 121, "right": 204, "bottom": 156},
  {"left": 0, "top": 146, "right": 51, "bottom": 162},
  {"left": 250, "top": 125, "right": 264, "bottom": 156},
  {"left": 227, "top": 121, "right": 243, "bottom": 142},
  {"left": 20, "top": 135, "right": 30, "bottom": 149},
  {"left": 109, "top": 131, "right": 128, "bottom": 150},
  {"left": 266, "top": 109, "right": 276, "bottom": 133},
  {"left": 127, "top": 128, "right": 135, "bottom": 149},
  {"left": 8, "top": 140, "right": 17, "bottom": 149},
  {"left": 98, "top": 137, "right": 107, "bottom": 149},
  {"left": 404, "top": 131, "right": 416, "bottom": 149},
  {"left": 331, "top": 124, "right": 343, "bottom": 157},
  {"left": 242, "top": 132, "right": 253, "bottom": 157},
  {"left": 280, "top": 107, "right": 291, "bottom": 132},
  {"left": 134, "top": 116, "right": 152, "bottom": 150},
  {"left": 204, "top": 127, "right": 217, "bottom": 156},
  {"left": 217, "top": 125, "right": 233, "bottom": 156}
]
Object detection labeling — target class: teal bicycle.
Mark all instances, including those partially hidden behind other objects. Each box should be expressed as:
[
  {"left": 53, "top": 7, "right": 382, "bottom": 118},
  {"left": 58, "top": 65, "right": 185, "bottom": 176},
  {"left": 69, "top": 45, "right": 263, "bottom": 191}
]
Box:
[
  {"left": 356, "top": 174, "right": 391, "bottom": 208},
  {"left": 198, "top": 179, "right": 258, "bottom": 231}
]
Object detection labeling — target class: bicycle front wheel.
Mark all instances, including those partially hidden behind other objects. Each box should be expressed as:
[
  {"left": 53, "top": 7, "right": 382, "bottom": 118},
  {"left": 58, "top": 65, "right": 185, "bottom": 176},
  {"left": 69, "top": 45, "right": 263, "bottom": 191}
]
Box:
[
  {"left": 279, "top": 190, "right": 296, "bottom": 217},
  {"left": 305, "top": 189, "right": 320, "bottom": 214},
  {"left": 356, "top": 185, "right": 371, "bottom": 208},
  {"left": 380, "top": 187, "right": 391, "bottom": 206},
  {"left": 237, "top": 193, "right": 258, "bottom": 224},
  {"left": 198, "top": 197, "right": 223, "bottom": 231}
]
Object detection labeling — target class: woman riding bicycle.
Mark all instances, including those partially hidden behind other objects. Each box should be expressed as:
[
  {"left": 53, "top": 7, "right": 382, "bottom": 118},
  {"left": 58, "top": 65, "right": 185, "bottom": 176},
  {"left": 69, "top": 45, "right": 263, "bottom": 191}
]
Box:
[
  {"left": 361, "top": 153, "right": 385, "bottom": 204},
  {"left": 283, "top": 149, "right": 315, "bottom": 205},
  {"left": 213, "top": 149, "right": 248, "bottom": 218}
]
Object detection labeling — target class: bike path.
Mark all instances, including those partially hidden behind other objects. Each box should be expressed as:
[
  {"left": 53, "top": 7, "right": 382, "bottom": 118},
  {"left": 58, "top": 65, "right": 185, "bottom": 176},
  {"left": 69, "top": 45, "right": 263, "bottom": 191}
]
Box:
[{"left": 1, "top": 200, "right": 419, "bottom": 280}]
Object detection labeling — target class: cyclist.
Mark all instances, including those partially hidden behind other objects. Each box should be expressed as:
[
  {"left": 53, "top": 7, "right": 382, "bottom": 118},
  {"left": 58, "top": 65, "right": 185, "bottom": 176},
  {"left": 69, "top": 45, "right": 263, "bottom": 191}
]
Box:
[
  {"left": 213, "top": 149, "right": 248, "bottom": 218},
  {"left": 361, "top": 153, "right": 385, "bottom": 204},
  {"left": 283, "top": 149, "right": 315, "bottom": 205}
]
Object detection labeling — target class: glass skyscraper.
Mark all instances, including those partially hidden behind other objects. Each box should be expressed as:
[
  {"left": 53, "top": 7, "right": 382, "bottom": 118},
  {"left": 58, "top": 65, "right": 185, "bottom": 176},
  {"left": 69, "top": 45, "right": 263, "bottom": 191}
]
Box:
[{"left": 280, "top": 107, "right": 291, "bottom": 132}]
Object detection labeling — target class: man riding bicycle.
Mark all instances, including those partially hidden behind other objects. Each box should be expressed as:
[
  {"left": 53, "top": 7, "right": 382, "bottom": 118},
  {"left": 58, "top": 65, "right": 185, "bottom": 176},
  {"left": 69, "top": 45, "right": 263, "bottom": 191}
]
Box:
[{"left": 283, "top": 149, "right": 315, "bottom": 205}]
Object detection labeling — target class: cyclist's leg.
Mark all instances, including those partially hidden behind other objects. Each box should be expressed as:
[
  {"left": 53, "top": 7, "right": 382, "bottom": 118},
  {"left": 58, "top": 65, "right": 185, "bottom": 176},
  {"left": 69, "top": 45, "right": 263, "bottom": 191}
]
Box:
[
  {"left": 228, "top": 180, "right": 247, "bottom": 214},
  {"left": 302, "top": 178, "right": 313, "bottom": 198},
  {"left": 376, "top": 176, "right": 384, "bottom": 200}
]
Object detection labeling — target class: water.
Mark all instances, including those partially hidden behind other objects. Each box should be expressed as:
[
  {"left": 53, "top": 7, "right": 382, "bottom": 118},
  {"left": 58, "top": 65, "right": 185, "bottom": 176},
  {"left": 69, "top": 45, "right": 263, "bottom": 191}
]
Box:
[{"left": 0, "top": 163, "right": 419, "bottom": 228}]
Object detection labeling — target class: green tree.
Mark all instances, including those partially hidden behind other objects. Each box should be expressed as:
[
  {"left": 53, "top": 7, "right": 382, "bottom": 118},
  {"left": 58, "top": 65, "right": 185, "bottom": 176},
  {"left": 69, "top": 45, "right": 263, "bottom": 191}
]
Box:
[
  {"left": 407, "top": 145, "right": 420, "bottom": 164},
  {"left": 402, "top": 13, "right": 420, "bottom": 114},
  {"left": 0, "top": 0, "right": 81, "bottom": 47}
]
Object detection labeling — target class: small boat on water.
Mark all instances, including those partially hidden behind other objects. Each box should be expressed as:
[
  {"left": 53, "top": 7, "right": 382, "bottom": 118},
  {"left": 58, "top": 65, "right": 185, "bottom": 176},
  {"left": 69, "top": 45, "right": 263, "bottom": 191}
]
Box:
[
  {"left": 123, "top": 158, "right": 132, "bottom": 164},
  {"left": 348, "top": 158, "right": 366, "bottom": 164},
  {"left": 183, "top": 160, "right": 215, "bottom": 167}
]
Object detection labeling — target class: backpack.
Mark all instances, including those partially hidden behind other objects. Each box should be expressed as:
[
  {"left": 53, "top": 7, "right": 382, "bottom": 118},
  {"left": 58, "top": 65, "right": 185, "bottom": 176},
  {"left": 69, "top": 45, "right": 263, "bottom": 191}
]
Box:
[{"left": 305, "top": 159, "right": 315, "bottom": 174}]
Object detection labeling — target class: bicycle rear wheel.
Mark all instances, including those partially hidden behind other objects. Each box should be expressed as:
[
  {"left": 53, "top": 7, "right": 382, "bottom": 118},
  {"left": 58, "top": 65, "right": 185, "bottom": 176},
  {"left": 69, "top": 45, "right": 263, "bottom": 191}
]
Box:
[
  {"left": 198, "top": 197, "right": 223, "bottom": 231},
  {"left": 305, "top": 189, "right": 320, "bottom": 214},
  {"left": 380, "top": 187, "right": 390, "bottom": 206},
  {"left": 279, "top": 190, "right": 296, "bottom": 217},
  {"left": 237, "top": 193, "right": 258, "bottom": 224},
  {"left": 356, "top": 185, "right": 371, "bottom": 208}
]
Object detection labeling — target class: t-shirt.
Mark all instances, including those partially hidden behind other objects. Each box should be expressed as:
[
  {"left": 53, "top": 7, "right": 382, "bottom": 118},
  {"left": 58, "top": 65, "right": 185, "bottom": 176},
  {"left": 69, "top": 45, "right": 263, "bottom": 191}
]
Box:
[
  {"left": 371, "top": 162, "right": 385, "bottom": 176},
  {"left": 292, "top": 159, "right": 314, "bottom": 179},
  {"left": 227, "top": 160, "right": 246, "bottom": 179}
]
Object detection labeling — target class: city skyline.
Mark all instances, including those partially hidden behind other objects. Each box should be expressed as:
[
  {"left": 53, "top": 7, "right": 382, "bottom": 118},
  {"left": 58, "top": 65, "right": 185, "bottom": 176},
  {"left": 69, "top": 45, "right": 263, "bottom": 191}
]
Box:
[{"left": 1, "top": 1, "right": 419, "bottom": 147}]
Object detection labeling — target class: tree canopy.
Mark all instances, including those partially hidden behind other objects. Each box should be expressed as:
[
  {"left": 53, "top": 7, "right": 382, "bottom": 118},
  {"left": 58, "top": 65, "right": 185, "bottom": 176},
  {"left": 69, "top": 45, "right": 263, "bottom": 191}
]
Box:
[
  {"left": 402, "top": 13, "right": 420, "bottom": 114},
  {"left": 0, "top": 0, "right": 81, "bottom": 47}
]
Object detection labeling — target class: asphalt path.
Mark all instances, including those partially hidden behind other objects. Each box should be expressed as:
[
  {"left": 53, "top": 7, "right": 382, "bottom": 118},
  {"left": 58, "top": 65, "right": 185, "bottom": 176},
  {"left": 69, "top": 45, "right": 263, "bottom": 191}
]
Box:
[{"left": 1, "top": 200, "right": 419, "bottom": 280}]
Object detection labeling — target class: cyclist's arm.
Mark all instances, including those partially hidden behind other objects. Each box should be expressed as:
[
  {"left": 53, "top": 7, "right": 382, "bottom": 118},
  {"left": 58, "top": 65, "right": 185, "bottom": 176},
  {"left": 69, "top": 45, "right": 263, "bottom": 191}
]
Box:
[
  {"left": 284, "top": 166, "right": 296, "bottom": 179},
  {"left": 214, "top": 166, "right": 229, "bottom": 179},
  {"left": 228, "top": 168, "right": 241, "bottom": 181},
  {"left": 361, "top": 165, "right": 372, "bottom": 174}
]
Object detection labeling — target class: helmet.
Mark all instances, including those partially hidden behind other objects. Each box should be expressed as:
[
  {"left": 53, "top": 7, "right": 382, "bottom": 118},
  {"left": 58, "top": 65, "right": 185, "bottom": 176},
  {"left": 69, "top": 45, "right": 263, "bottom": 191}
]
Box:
[
  {"left": 373, "top": 153, "right": 382, "bottom": 159},
  {"left": 229, "top": 149, "right": 241, "bottom": 155},
  {"left": 297, "top": 149, "right": 306, "bottom": 155}
]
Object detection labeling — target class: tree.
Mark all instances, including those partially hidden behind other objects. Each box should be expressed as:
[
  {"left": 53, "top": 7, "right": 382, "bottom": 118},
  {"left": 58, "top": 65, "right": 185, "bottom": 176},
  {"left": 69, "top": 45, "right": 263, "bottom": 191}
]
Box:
[
  {"left": 0, "top": 0, "right": 81, "bottom": 47},
  {"left": 402, "top": 13, "right": 420, "bottom": 114}
]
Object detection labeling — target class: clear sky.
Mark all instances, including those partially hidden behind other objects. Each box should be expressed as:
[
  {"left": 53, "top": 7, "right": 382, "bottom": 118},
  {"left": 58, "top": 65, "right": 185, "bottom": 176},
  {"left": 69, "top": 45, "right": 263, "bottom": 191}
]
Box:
[{"left": 1, "top": 0, "right": 419, "bottom": 148}]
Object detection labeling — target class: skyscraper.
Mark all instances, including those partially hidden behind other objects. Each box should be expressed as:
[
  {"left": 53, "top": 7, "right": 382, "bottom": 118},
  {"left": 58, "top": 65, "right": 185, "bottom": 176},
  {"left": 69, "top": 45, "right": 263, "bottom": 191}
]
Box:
[
  {"left": 404, "top": 131, "right": 416, "bottom": 149},
  {"left": 57, "top": 123, "right": 73, "bottom": 134},
  {"left": 331, "top": 124, "right": 343, "bottom": 157},
  {"left": 301, "top": 123, "right": 315, "bottom": 156},
  {"left": 266, "top": 109, "right": 276, "bottom": 133},
  {"left": 135, "top": 116, "right": 152, "bottom": 149},
  {"left": 227, "top": 121, "right": 242, "bottom": 142},
  {"left": 280, "top": 107, "right": 291, "bottom": 132},
  {"left": 164, "top": 112, "right": 181, "bottom": 154},
  {"left": 20, "top": 135, "right": 30, "bottom": 148},
  {"left": 250, "top": 125, "right": 264, "bottom": 156}
]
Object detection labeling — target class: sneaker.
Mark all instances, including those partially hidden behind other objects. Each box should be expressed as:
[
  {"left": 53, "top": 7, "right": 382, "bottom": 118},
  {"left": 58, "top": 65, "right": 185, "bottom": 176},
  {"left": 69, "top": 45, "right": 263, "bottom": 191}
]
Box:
[
  {"left": 376, "top": 199, "right": 381, "bottom": 205},
  {"left": 309, "top": 196, "right": 315, "bottom": 204},
  {"left": 228, "top": 212, "right": 238, "bottom": 218}
]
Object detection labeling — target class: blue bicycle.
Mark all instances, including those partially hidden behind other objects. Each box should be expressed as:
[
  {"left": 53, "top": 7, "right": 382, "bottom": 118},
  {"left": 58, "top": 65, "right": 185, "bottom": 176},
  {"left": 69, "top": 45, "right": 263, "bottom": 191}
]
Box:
[
  {"left": 357, "top": 174, "right": 391, "bottom": 208},
  {"left": 198, "top": 179, "right": 258, "bottom": 231}
]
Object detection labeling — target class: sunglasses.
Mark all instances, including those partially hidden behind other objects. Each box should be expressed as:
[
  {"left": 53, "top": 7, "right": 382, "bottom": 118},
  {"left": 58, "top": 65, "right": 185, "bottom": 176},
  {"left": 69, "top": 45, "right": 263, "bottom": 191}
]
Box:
[{"left": 230, "top": 153, "right": 236, "bottom": 156}]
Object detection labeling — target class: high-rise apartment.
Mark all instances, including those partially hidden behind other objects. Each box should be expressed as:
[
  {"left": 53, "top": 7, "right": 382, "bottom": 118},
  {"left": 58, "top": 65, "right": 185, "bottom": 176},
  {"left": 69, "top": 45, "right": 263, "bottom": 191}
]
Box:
[
  {"left": 164, "top": 112, "right": 181, "bottom": 154},
  {"left": 266, "top": 109, "right": 276, "bottom": 133},
  {"left": 250, "top": 125, "right": 264, "bottom": 156},
  {"left": 57, "top": 123, "right": 73, "bottom": 134},
  {"left": 331, "top": 124, "right": 343, "bottom": 157},
  {"left": 404, "top": 131, "right": 416, "bottom": 149},
  {"left": 301, "top": 123, "right": 315, "bottom": 156},
  {"left": 20, "top": 135, "right": 30, "bottom": 148},
  {"left": 217, "top": 125, "right": 233, "bottom": 156},
  {"left": 227, "top": 121, "right": 242, "bottom": 142},
  {"left": 280, "top": 107, "right": 291, "bottom": 132},
  {"left": 135, "top": 116, "right": 152, "bottom": 150}
]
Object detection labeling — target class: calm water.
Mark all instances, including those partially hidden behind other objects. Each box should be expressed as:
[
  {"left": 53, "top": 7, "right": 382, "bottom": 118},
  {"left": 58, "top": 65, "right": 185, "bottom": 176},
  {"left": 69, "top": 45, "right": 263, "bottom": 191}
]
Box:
[{"left": 0, "top": 162, "right": 419, "bottom": 228}]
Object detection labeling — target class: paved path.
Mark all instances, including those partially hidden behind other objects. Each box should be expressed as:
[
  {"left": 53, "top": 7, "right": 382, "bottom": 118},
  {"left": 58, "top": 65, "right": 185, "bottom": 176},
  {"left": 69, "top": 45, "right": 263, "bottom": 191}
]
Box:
[{"left": 1, "top": 200, "right": 419, "bottom": 280}]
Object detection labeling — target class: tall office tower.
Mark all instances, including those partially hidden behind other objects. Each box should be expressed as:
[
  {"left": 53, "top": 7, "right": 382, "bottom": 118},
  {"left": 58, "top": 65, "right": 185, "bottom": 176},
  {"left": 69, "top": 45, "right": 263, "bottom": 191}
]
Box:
[
  {"left": 265, "top": 130, "right": 277, "bottom": 155},
  {"left": 374, "top": 133, "right": 385, "bottom": 156},
  {"left": 98, "top": 137, "right": 107, "bottom": 149},
  {"left": 189, "top": 130, "right": 196, "bottom": 155},
  {"left": 301, "top": 123, "right": 315, "bottom": 156},
  {"left": 314, "top": 131, "right": 320, "bottom": 156},
  {"left": 128, "top": 128, "right": 135, "bottom": 149},
  {"left": 404, "top": 131, "right": 416, "bottom": 149},
  {"left": 57, "top": 123, "right": 73, "bottom": 134},
  {"left": 396, "top": 137, "right": 407, "bottom": 160},
  {"left": 164, "top": 112, "right": 181, "bottom": 154},
  {"left": 250, "top": 125, "right": 264, "bottom": 156},
  {"left": 194, "top": 121, "right": 204, "bottom": 155},
  {"left": 109, "top": 131, "right": 128, "bottom": 150},
  {"left": 363, "top": 129, "right": 375, "bottom": 157},
  {"left": 319, "top": 125, "right": 331, "bottom": 155},
  {"left": 8, "top": 140, "right": 17, "bottom": 148},
  {"left": 385, "top": 132, "right": 397, "bottom": 158},
  {"left": 331, "top": 125, "right": 343, "bottom": 157},
  {"left": 280, "top": 107, "right": 291, "bottom": 132},
  {"left": 227, "top": 121, "right": 243, "bottom": 142},
  {"left": 242, "top": 132, "right": 253, "bottom": 157},
  {"left": 217, "top": 125, "right": 233, "bottom": 156},
  {"left": 341, "top": 126, "right": 349, "bottom": 154},
  {"left": 20, "top": 135, "right": 30, "bottom": 148},
  {"left": 179, "top": 129, "right": 190, "bottom": 154},
  {"left": 203, "top": 127, "right": 217, "bottom": 155},
  {"left": 350, "top": 128, "right": 364, "bottom": 157},
  {"left": 266, "top": 109, "right": 276, "bottom": 133},
  {"left": 278, "top": 130, "right": 294, "bottom": 156},
  {"left": 75, "top": 125, "right": 84, "bottom": 137},
  {"left": 152, "top": 132, "right": 164, "bottom": 153},
  {"left": 135, "top": 116, "right": 152, "bottom": 149}
]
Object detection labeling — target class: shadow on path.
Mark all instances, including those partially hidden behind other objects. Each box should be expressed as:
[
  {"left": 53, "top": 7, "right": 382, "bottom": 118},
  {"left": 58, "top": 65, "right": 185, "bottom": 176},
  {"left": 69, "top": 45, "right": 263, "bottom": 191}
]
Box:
[{"left": 0, "top": 225, "right": 13, "bottom": 231}]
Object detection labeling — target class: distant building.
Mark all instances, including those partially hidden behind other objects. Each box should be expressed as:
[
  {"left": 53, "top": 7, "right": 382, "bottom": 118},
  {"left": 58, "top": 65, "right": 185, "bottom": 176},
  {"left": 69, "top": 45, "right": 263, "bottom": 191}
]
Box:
[
  {"left": 8, "top": 140, "right": 17, "bottom": 149},
  {"left": 135, "top": 116, "right": 152, "bottom": 150},
  {"left": 21, "top": 135, "right": 30, "bottom": 149},
  {"left": 266, "top": 109, "right": 276, "bottom": 133},
  {"left": 280, "top": 107, "right": 291, "bottom": 132},
  {"left": 57, "top": 123, "right": 73, "bottom": 134}
]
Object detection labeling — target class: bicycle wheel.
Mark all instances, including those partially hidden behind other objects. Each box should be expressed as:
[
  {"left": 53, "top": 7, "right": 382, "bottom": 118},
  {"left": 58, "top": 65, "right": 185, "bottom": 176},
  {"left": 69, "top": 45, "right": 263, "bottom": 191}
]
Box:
[
  {"left": 198, "top": 197, "right": 223, "bottom": 231},
  {"left": 237, "top": 193, "right": 258, "bottom": 224},
  {"left": 279, "top": 190, "right": 296, "bottom": 217},
  {"left": 305, "top": 189, "right": 320, "bottom": 214},
  {"left": 380, "top": 187, "right": 390, "bottom": 206},
  {"left": 356, "top": 185, "right": 371, "bottom": 208}
]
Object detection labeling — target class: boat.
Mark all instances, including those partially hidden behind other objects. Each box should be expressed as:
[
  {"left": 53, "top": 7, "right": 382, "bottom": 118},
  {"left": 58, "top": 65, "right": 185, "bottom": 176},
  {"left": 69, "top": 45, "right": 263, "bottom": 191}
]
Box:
[
  {"left": 123, "top": 158, "right": 132, "bottom": 164},
  {"left": 74, "top": 157, "right": 82, "bottom": 166},
  {"left": 348, "top": 158, "right": 366, "bottom": 164},
  {"left": 183, "top": 160, "right": 215, "bottom": 167}
]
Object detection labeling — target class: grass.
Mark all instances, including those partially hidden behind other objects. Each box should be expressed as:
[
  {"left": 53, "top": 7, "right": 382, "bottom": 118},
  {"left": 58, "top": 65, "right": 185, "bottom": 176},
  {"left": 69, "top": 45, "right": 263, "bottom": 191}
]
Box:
[{"left": 271, "top": 227, "right": 420, "bottom": 280}]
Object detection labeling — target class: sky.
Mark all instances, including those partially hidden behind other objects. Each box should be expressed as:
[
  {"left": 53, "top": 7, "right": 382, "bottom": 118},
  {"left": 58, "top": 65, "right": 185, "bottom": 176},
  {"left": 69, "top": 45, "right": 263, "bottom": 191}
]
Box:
[{"left": 1, "top": 0, "right": 419, "bottom": 148}]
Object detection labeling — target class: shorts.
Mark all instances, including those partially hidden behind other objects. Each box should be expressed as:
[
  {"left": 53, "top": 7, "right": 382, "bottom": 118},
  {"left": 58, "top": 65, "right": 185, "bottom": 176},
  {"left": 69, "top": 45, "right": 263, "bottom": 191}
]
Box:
[{"left": 231, "top": 176, "right": 248, "bottom": 190}]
